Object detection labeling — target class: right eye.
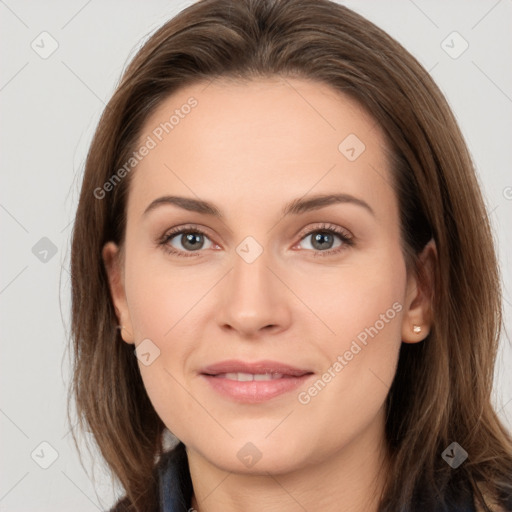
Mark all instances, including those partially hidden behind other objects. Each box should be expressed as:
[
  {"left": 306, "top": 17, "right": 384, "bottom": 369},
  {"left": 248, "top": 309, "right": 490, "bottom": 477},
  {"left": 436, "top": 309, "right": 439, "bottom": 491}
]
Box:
[{"left": 159, "top": 226, "right": 216, "bottom": 257}]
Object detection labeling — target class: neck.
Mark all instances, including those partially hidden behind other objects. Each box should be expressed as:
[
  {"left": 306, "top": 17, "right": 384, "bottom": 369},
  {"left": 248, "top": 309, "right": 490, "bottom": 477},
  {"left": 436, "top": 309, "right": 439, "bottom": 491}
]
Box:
[{"left": 187, "top": 409, "right": 390, "bottom": 512}]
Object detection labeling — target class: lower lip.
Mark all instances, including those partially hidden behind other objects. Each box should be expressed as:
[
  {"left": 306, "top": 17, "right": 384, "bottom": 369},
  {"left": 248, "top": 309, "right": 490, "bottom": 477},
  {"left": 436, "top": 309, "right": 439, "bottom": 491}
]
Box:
[{"left": 200, "top": 374, "right": 314, "bottom": 403}]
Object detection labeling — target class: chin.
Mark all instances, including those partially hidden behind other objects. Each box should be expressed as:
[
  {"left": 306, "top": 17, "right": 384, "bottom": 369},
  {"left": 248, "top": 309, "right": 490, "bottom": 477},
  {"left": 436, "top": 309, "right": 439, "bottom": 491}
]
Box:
[{"left": 193, "top": 433, "right": 312, "bottom": 475}]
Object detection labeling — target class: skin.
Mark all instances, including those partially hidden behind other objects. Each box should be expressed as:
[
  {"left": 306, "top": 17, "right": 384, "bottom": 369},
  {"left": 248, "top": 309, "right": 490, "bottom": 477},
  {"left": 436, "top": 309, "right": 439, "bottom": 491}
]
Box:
[{"left": 103, "top": 77, "right": 435, "bottom": 512}]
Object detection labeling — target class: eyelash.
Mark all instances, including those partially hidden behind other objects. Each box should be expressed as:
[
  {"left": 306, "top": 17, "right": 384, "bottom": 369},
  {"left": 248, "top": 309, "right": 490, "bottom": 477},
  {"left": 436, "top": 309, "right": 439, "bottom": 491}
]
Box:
[{"left": 157, "top": 223, "right": 354, "bottom": 258}]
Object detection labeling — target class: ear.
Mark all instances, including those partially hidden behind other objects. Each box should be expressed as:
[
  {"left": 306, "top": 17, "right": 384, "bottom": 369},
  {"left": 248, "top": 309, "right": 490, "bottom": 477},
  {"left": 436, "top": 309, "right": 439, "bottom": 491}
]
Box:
[
  {"left": 401, "top": 239, "right": 437, "bottom": 343},
  {"left": 102, "top": 241, "right": 134, "bottom": 344}
]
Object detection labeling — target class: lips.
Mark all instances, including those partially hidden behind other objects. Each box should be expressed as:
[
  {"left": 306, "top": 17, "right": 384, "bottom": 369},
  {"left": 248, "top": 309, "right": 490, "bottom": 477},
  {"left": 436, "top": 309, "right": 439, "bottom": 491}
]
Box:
[{"left": 199, "top": 359, "right": 314, "bottom": 403}]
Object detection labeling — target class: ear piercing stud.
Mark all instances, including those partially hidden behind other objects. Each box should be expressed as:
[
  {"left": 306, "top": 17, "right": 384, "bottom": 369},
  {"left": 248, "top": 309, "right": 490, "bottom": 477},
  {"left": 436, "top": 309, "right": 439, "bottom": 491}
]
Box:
[{"left": 412, "top": 325, "right": 422, "bottom": 334}]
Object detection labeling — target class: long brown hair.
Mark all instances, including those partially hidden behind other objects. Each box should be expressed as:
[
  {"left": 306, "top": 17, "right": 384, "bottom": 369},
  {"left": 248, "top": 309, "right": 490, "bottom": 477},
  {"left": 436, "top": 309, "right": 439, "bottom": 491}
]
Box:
[{"left": 69, "top": 0, "right": 512, "bottom": 510}]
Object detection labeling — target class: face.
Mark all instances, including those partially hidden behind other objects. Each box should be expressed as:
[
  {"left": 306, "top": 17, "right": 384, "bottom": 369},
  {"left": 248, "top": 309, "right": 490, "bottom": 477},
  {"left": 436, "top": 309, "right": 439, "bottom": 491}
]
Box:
[{"left": 103, "top": 77, "right": 431, "bottom": 475}]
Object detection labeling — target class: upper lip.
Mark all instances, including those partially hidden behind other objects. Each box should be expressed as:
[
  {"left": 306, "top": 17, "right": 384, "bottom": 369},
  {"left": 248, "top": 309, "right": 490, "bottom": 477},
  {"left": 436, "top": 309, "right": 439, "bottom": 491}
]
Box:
[{"left": 200, "top": 359, "right": 313, "bottom": 377}]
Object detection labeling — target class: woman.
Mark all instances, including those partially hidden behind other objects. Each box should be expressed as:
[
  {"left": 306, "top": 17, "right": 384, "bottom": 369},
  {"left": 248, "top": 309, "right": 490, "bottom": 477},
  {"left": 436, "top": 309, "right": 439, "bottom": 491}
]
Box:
[{"left": 69, "top": 0, "right": 512, "bottom": 510}]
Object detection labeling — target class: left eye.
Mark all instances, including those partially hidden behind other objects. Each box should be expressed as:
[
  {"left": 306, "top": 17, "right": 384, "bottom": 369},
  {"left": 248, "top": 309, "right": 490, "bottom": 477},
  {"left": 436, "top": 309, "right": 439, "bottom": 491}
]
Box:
[{"left": 298, "top": 229, "right": 344, "bottom": 252}]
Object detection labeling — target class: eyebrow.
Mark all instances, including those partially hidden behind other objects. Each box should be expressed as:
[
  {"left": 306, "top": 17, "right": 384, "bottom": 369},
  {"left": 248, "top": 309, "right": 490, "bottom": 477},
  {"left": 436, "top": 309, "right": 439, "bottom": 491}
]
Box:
[{"left": 142, "top": 193, "right": 375, "bottom": 218}]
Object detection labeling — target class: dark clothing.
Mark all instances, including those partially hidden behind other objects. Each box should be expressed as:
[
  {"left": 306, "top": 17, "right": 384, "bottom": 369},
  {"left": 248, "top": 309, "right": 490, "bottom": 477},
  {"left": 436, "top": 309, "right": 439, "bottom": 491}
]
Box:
[
  {"left": 158, "top": 442, "right": 193, "bottom": 511},
  {"left": 110, "top": 441, "right": 480, "bottom": 511}
]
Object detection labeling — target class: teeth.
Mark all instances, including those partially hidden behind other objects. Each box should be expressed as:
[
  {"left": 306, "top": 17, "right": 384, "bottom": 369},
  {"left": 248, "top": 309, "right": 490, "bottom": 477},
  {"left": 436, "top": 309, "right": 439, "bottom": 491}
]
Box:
[
  {"left": 254, "top": 373, "right": 276, "bottom": 381},
  {"left": 235, "top": 372, "right": 253, "bottom": 382},
  {"left": 220, "top": 372, "right": 284, "bottom": 381}
]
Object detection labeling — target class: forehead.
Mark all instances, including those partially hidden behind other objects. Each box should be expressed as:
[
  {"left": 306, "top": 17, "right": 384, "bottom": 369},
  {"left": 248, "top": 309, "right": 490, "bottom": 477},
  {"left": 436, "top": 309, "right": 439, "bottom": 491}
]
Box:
[{"left": 127, "top": 77, "right": 394, "bottom": 221}]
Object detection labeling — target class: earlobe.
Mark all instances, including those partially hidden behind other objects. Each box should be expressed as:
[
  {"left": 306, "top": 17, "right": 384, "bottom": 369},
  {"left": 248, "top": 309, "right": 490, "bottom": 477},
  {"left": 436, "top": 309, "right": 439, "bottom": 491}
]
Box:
[
  {"left": 401, "top": 239, "right": 437, "bottom": 344},
  {"left": 102, "top": 241, "right": 135, "bottom": 344},
  {"left": 402, "top": 322, "right": 429, "bottom": 344}
]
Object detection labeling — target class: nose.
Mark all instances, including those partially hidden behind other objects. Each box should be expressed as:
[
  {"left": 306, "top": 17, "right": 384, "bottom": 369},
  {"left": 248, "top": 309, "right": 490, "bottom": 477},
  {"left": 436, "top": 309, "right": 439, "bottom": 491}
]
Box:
[{"left": 216, "top": 245, "right": 292, "bottom": 338}]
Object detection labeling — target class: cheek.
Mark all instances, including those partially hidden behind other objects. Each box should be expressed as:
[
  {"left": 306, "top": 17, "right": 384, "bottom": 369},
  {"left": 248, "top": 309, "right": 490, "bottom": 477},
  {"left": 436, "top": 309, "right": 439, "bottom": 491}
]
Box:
[
  {"left": 296, "top": 251, "right": 406, "bottom": 409},
  {"left": 124, "top": 250, "right": 213, "bottom": 340},
  {"left": 122, "top": 253, "right": 214, "bottom": 428},
  {"left": 294, "top": 255, "right": 405, "bottom": 436},
  {"left": 295, "top": 247, "right": 406, "bottom": 351}
]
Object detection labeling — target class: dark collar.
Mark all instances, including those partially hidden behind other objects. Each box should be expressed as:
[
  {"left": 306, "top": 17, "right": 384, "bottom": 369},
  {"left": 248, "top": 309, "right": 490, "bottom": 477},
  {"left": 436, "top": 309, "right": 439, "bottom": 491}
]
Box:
[{"left": 158, "top": 442, "right": 193, "bottom": 512}]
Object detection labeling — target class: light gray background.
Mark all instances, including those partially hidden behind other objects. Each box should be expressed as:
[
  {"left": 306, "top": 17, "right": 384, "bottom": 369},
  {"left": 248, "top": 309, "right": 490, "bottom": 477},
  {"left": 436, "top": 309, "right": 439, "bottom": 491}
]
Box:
[{"left": 1, "top": 1, "right": 511, "bottom": 510}]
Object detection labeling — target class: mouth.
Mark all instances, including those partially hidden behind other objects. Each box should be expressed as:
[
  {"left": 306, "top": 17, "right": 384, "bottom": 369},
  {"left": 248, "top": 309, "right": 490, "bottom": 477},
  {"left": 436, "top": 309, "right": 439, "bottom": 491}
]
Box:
[
  {"left": 209, "top": 372, "right": 291, "bottom": 381},
  {"left": 199, "top": 360, "right": 314, "bottom": 403}
]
